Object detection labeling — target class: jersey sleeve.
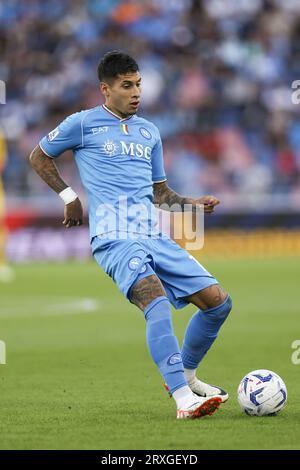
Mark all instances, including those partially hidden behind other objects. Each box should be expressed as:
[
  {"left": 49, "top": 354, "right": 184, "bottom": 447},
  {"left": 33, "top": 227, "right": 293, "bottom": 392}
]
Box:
[
  {"left": 39, "top": 112, "right": 82, "bottom": 158},
  {"left": 151, "top": 132, "right": 167, "bottom": 183}
]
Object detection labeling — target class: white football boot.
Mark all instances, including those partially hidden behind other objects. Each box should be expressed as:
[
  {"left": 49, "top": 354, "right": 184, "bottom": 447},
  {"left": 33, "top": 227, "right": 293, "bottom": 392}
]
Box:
[
  {"left": 176, "top": 393, "right": 222, "bottom": 420},
  {"left": 188, "top": 377, "right": 229, "bottom": 403},
  {"left": 165, "top": 378, "right": 229, "bottom": 403}
]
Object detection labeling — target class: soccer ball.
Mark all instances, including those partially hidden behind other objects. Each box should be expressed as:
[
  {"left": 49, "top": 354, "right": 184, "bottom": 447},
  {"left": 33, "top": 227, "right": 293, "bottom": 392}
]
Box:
[{"left": 237, "top": 369, "right": 287, "bottom": 416}]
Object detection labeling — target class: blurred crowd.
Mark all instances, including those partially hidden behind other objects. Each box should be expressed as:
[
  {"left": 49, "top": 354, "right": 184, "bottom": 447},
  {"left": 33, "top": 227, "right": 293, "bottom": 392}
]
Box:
[{"left": 1, "top": 0, "right": 300, "bottom": 209}]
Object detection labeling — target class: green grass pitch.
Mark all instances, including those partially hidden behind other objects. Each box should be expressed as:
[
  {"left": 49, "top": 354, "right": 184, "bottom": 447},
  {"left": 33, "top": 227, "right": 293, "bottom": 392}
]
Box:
[{"left": 0, "top": 257, "right": 299, "bottom": 450}]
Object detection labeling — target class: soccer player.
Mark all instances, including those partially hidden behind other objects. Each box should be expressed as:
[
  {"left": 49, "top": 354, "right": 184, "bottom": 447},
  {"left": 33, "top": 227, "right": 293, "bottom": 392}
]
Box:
[{"left": 29, "top": 51, "right": 232, "bottom": 420}]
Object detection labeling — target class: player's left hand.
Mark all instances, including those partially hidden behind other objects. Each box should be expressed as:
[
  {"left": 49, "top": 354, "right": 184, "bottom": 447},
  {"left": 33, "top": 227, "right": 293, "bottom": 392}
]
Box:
[
  {"left": 63, "top": 198, "right": 83, "bottom": 228},
  {"left": 193, "top": 195, "right": 220, "bottom": 214}
]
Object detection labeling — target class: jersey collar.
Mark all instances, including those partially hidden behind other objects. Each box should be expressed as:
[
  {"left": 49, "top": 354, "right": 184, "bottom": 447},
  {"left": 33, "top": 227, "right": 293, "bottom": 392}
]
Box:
[{"left": 102, "top": 104, "right": 135, "bottom": 122}]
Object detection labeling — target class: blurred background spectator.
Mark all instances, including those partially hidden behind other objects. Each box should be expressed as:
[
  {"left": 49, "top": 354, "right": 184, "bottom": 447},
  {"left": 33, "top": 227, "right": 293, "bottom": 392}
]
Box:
[{"left": 1, "top": 0, "right": 300, "bottom": 214}]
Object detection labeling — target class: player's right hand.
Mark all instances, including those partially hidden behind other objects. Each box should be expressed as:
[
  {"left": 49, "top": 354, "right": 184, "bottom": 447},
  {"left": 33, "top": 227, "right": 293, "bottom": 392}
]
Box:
[{"left": 63, "top": 198, "right": 83, "bottom": 228}]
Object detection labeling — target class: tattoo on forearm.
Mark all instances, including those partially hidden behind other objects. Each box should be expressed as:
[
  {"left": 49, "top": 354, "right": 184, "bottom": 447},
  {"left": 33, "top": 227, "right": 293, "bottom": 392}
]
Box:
[
  {"left": 29, "top": 145, "right": 68, "bottom": 194},
  {"left": 153, "top": 181, "right": 194, "bottom": 211},
  {"left": 130, "top": 274, "right": 166, "bottom": 311}
]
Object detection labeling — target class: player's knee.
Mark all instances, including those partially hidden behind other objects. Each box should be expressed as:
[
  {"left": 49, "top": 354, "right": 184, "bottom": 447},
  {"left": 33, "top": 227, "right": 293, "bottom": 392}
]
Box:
[
  {"left": 208, "top": 294, "right": 232, "bottom": 320},
  {"left": 191, "top": 284, "right": 228, "bottom": 310},
  {"left": 211, "top": 285, "right": 228, "bottom": 307}
]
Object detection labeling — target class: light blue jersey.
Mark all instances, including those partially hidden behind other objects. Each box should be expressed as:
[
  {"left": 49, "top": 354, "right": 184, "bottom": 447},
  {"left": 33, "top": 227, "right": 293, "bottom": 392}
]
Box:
[
  {"left": 40, "top": 105, "right": 166, "bottom": 240},
  {"left": 40, "top": 104, "right": 218, "bottom": 307}
]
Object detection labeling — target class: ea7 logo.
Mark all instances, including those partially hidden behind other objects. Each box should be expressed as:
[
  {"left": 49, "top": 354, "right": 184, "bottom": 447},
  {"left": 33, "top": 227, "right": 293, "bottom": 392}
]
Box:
[
  {"left": 47, "top": 127, "right": 59, "bottom": 142},
  {"left": 92, "top": 126, "right": 109, "bottom": 134},
  {"left": 0, "top": 340, "right": 6, "bottom": 364}
]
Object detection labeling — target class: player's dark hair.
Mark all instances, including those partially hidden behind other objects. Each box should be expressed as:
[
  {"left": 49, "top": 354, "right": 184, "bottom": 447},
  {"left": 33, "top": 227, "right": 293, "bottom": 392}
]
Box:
[{"left": 97, "top": 51, "right": 139, "bottom": 83}]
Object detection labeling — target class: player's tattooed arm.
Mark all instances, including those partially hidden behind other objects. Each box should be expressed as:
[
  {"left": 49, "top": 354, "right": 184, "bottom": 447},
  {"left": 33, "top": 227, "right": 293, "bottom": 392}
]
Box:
[
  {"left": 153, "top": 181, "right": 220, "bottom": 214},
  {"left": 29, "top": 145, "right": 68, "bottom": 193},
  {"left": 29, "top": 145, "right": 83, "bottom": 228}
]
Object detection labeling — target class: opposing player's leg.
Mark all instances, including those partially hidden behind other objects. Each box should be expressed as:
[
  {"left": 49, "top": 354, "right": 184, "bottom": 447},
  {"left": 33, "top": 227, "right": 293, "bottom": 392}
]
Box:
[
  {"left": 181, "top": 284, "right": 232, "bottom": 402},
  {"left": 130, "top": 273, "right": 222, "bottom": 419}
]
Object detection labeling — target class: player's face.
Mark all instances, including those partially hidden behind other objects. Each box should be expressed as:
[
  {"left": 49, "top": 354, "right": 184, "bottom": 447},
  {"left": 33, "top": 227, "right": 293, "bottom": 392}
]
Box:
[{"left": 101, "top": 72, "right": 141, "bottom": 118}]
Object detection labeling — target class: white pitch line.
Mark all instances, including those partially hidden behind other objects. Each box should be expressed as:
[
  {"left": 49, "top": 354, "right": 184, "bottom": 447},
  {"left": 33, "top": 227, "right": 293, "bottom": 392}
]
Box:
[
  {"left": 45, "top": 298, "right": 102, "bottom": 315},
  {"left": 0, "top": 297, "right": 105, "bottom": 317}
]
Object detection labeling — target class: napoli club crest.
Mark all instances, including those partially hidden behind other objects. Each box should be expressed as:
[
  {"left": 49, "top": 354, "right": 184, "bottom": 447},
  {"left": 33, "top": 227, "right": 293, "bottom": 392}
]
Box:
[
  {"left": 139, "top": 127, "right": 152, "bottom": 140},
  {"left": 128, "top": 257, "right": 147, "bottom": 273}
]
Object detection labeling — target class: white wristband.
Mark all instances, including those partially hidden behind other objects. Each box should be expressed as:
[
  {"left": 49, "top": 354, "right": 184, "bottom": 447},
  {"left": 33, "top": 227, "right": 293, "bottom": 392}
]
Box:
[{"left": 59, "top": 187, "right": 78, "bottom": 205}]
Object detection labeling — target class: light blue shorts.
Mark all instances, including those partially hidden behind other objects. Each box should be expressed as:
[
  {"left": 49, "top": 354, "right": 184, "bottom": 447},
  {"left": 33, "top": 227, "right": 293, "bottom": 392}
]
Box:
[{"left": 91, "top": 232, "right": 218, "bottom": 309}]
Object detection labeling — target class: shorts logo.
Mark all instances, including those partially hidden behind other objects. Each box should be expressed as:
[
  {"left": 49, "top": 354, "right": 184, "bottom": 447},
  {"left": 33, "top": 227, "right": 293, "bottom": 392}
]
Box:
[
  {"left": 128, "top": 257, "right": 147, "bottom": 273},
  {"left": 139, "top": 127, "right": 152, "bottom": 140},
  {"left": 167, "top": 353, "right": 182, "bottom": 366},
  {"left": 47, "top": 127, "right": 59, "bottom": 142},
  {"left": 128, "top": 257, "right": 140, "bottom": 270}
]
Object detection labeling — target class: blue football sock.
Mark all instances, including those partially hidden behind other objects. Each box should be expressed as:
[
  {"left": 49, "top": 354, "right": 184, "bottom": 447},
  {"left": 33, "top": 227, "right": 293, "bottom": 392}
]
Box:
[
  {"left": 181, "top": 295, "right": 232, "bottom": 370},
  {"left": 144, "top": 296, "right": 187, "bottom": 394}
]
